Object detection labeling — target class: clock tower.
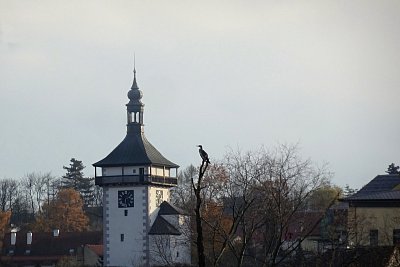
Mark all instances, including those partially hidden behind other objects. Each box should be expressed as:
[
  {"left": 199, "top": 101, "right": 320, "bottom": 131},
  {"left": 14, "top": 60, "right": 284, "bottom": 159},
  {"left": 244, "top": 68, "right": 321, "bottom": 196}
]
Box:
[{"left": 94, "top": 68, "right": 188, "bottom": 267}]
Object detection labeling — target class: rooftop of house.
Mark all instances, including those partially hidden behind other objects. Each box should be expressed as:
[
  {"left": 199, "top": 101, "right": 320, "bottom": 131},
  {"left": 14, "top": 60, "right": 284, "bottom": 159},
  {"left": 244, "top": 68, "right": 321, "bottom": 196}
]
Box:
[
  {"left": 344, "top": 174, "right": 400, "bottom": 201},
  {"left": 1, "top": 231, "right": 102, "bottom": 260},
  {"left": 158, "top": 201, "right": 185, "bottom": 215},
  {"left": 148, "top": 201, "right": 184, "bottom": 236},
  {"left": 284, "top": 211, "right": 325, "bottom": 241},
  {"left": 86, "top": 244, "right": 103, "bottom": 257},
  {"left": 316, "top": 246, "right": 399, "bottom": 267},
  {"left": 148, "top": 215, "right": 181, "bottom": 236}
]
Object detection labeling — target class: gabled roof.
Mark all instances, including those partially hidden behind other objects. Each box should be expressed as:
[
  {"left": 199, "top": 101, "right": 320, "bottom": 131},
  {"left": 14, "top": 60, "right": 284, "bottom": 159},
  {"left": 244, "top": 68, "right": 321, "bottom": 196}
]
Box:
[
  {"left": 158, "top": 201, "right": 185, "bottom": 215},
  {"left": 93, "top": 132, "right": 178, "bottom": 168},
  {"left": 148, "top": 215, "right": 181, "bottom": 235},
  {"left": 344, "top": 174, "right": 400, "bottom": 201},
  {"left": 346, "top": 190, "right": 400, "bottom": 201},
  {"left": 86, "top": 244, "right": 103, "bottom": 256},
  {"left": 2, "top": 231, "right": 102, "bottom": 257}
]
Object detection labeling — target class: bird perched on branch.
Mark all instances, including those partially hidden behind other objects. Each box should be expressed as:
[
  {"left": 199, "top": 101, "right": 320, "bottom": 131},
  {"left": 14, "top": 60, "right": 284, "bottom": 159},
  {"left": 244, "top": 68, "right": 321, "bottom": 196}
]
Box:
[{"left": 197, "top": 145, "right": 210, "bottom": 164}]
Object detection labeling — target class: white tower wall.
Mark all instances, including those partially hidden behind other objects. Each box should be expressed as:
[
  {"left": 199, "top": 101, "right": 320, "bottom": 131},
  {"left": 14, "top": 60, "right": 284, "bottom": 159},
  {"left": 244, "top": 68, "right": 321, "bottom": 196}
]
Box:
[
  {"left": 104, "top": 185, "right": 148, "bottom": 266},
  {"left": 103, "top": 185, "right": 174, "bottom": 267}
]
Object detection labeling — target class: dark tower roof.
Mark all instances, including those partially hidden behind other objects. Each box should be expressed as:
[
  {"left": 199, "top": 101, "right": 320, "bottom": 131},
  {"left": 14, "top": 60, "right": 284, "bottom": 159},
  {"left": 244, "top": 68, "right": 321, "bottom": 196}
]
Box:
[
  {"left": 93, "top": 132, "right": 178, "bottom": 167},
  {"left": 148, "top": 215, "right": 181, "bottom": 235},
  {"left": 158, "top": 201, "right": 185, "bottom": 215},
  {"left": 93, "top": 68, "right": 178, "bottom": 168}
]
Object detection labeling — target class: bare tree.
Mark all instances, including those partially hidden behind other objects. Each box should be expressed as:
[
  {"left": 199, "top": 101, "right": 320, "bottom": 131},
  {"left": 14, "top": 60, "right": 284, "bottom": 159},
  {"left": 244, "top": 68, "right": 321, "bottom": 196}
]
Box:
[
  {"left": 22, "top": 172, "right": 55, "bottom": 215},
  {"left": 0, "top": 179, "right": 18, "bottom": 211},
  {"left": 192, "top": 157, "right": 210, "bottom": 267},
  {"left": 150, "top": 235, "right": 174, "bottom": 266},
  {"left": 171, "top": 165, "right": 196, "bottom": 209},
  {"left": 92, "top": 185, "right": 103, "bottom": 207},
  {"left": 250, "top": 144, "right": 330, "bottom": 266},
  {"left": 172, "top": 144, "right": 332, "bottom": 267}
]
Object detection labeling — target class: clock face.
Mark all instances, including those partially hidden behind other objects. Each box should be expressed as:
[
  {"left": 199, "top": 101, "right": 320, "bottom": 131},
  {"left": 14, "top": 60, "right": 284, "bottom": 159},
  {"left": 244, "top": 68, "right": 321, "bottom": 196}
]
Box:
[{"left": 118, "top": 190, "right": 134, "bottom": 208}]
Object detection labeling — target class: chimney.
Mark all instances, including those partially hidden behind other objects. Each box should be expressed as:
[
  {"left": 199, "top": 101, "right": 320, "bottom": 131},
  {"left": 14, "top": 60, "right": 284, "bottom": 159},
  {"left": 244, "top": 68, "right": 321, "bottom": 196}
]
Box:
[
  {"left": 10, "top": 232, "right": 16, "bottom": 246},
  {"left": 27, "top": 231, "right": 32, "bottom": 245},
  {"left": 53, "top": 229, "right": 59, "bottom": 237}
]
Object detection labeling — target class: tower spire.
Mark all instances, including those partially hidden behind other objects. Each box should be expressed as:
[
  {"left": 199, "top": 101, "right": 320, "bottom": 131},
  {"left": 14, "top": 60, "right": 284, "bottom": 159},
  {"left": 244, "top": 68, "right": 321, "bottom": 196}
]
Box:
[
  {"left": 131, "top": 54, "right": 138, "bottom": 89},
  {"left": 127, "top": 56, "right": 144, "bottom": 131}
]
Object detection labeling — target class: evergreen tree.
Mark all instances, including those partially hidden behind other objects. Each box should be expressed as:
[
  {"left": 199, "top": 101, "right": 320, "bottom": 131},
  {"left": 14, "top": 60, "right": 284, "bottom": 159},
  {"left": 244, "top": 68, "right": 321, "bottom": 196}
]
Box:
[
  {"left": 62, "top": 158, "right": 94, "bottom": 206},
  {"left": 343, "top": 184, "right": 357, "bottom": 197},
  {"left": 386, "top": 163, "right": 400, "bottom": 175}
]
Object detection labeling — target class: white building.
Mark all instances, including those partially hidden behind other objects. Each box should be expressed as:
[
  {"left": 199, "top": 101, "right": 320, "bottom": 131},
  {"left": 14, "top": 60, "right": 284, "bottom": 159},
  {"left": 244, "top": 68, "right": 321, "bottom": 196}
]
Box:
[{"left": 93, "top": 68, "right": 191, "bottom": 267}]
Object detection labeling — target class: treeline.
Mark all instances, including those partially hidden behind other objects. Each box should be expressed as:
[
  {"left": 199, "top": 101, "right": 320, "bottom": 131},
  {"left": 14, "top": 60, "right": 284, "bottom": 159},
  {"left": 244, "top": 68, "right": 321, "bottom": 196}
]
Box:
[
  {"left": 0, "top": 158, "right": 102, "bottom": 232},
  {"left": 172, "top": 144, "right": 343, "bottom": 267},
  {"left": 171, "top": 146, "right": 397, "bottom": 267}
]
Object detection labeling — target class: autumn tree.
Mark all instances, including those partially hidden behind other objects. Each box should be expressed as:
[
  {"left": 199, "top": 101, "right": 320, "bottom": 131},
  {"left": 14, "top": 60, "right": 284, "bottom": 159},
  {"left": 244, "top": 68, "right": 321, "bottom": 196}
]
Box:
[
  {"left": 306, "top": 183, "right": 342, "bottom": 210},
  {"left": 62, "top": 158, "right": 94, "bottom": 206},
  {"left": 0, "top": 211, "right": 11, "bottom": 250},
  {"left": 35, "top": 188, "right": 88, "bottom": 232}
]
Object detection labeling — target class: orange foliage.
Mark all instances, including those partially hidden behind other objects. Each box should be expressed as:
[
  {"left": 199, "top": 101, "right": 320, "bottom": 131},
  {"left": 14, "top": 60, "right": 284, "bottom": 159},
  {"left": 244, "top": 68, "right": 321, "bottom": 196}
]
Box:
[
  {"left": 0, "top": 211, "right": 11, "bottom": 250},
  {"left": 202, "top": 201, "right": 233, "bottom": 255},
  {"left": 34, "top": 188, "right": 88, "bottom": 232}
]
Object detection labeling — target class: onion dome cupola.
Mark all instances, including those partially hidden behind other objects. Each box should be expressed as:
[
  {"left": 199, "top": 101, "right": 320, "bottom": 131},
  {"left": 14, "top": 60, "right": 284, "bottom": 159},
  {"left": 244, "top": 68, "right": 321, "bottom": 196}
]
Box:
[
  {"left": 93, "top": 68, "right": 179, "bottom": 186},
  {"left": 126, "top": 68, "right": 144, "bottom": 133}
]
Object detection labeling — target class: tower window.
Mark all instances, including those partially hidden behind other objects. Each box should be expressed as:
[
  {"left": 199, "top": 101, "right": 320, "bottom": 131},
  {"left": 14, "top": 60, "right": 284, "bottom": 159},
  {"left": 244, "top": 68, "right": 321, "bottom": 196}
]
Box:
[
  {"left": 130, "top": 112, "right": 135, "bottom": 123},
  {"left": 124, "top": 210, "right": 128, "bottom": 216},
  {"left": 121, "top": 234, "right": 124, "bottom": 242}
]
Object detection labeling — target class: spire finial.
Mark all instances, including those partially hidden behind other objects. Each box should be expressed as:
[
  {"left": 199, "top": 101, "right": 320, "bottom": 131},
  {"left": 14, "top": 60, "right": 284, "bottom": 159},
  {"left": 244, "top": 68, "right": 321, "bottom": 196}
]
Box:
[
  {"left": 133, "top": 53, "right": 136, "bottom": 78},
  {"left": 131, "top": 54, "right": 138, "bottom": 89}
]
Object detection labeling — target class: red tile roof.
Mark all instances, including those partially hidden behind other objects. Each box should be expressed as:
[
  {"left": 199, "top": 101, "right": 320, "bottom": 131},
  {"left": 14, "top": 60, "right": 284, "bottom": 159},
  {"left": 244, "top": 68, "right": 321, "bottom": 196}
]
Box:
[{"left": 86, "top": 244, "right": 103, "bottom": 256}]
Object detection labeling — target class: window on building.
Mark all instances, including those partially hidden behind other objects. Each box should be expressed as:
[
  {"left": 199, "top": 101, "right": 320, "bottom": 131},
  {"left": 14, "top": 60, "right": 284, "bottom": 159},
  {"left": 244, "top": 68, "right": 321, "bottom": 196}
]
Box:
[
  {"left": 393, "top": 229, "right": 400, "bottom": 245},
  {"left": 121, "top": 234, "right": 124, "bottom": 242},
  {"left": 124, "top": 210, "right": 128, "bottom": 216},
  {"left": 370, "top": 230, "right": 378, "bottom": 246}
]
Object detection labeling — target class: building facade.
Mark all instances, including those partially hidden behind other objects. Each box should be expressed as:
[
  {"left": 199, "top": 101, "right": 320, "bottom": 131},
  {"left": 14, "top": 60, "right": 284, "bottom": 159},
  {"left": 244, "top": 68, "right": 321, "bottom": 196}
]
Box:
[
  {"left": 94, "top": 68, "right": 190, "bottom": 267},
  {"left": 0, "top": 230, "right": 102, "bottom": 267},
  {"left": 344, "top": 174, "right": 400, "bottom": 247}
]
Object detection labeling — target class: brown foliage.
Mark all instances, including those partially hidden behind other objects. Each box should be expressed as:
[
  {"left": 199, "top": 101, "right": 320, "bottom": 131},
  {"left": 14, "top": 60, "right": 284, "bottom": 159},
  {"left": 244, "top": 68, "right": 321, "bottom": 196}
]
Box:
[
  {"left": 0, "top": 211, "right": 11, "bottom": 250},
  {"left": 34, "top": 188, "right": 88, "bottom": 232}
]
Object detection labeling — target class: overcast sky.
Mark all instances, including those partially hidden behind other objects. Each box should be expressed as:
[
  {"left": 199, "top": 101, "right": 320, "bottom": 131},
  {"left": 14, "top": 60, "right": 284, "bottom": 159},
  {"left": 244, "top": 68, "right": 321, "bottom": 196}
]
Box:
[{"left": 1, "top": 1, "right": 399, "bottom": 189}]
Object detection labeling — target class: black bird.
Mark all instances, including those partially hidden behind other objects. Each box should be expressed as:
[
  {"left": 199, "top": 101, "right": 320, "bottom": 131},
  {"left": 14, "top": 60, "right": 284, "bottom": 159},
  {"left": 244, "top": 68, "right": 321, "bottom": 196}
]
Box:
[{"left": 197, "top": 145, "right": 210, "bottom": 164}]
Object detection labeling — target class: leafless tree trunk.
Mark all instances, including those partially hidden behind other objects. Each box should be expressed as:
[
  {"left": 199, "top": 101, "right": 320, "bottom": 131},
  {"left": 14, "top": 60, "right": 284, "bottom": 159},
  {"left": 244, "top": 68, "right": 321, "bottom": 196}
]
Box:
[
  {"left": 22, "top": 172, "right": 55, "bottom": 215},
  {"left": 0, "top": 179, "right": 18, "bottom": 211},
  {"left": 192, "top": 159, "right": 209, "bottom": 267},
  {"left": 150, "top": 235, "right": 173, "bottom": 266}
]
